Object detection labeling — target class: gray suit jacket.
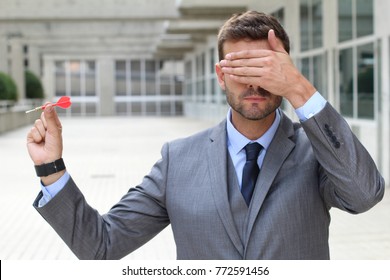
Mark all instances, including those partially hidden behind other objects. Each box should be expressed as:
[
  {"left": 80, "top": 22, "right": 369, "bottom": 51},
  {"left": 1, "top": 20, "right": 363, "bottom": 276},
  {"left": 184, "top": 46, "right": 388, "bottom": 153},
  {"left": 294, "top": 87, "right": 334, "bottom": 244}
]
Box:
[{"left": 34, "top": 103, "right": 385, "bottom": 259}]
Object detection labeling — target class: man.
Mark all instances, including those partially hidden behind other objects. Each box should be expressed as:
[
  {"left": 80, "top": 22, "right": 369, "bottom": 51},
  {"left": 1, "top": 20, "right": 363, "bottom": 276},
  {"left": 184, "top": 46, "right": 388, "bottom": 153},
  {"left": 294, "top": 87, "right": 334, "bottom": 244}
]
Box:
[{"left": 27, "top": 11, "right": 384, "bottom": 260}]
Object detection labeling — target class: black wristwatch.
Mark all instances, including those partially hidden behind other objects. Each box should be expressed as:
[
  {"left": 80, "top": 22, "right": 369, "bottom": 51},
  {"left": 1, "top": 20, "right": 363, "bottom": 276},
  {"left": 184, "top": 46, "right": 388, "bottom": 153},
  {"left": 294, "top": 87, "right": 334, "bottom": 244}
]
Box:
[{"left": 34, "top": 158, "right": 66, "bottom": 177}]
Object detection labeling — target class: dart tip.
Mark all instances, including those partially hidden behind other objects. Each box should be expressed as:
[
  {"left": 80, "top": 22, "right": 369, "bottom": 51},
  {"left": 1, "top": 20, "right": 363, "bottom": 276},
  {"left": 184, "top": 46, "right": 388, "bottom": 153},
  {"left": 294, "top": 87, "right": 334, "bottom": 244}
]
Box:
[{"left": 25, "top": 107, "right": 41, "bottom": 114}]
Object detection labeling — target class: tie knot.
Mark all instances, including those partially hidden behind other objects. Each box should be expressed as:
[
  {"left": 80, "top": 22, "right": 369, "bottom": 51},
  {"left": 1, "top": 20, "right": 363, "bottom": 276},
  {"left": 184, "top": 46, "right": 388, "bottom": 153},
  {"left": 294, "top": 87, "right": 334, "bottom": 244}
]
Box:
[{"left": 244, "top": 142, "right": 262, "bottom": 161}]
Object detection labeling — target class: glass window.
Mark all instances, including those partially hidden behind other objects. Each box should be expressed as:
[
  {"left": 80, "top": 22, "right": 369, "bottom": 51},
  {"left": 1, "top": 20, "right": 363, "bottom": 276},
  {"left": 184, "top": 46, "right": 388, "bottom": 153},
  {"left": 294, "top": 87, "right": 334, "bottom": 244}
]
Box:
[
  {"left": 113, "top": 59, "right": 184, "bottom": 116},
  {"left": 357, "top": 43, "right": 374, "bottom": 118},
  {"left": 210, "top": 48, "right": 215, "bottom": 74},
  {"left": 300, "top": 0, "right": 310, "bottom": 51},
  {"left": 313, "top": 54, "right": 326, "bottom": 98},
  {"left": 69, "top": 61, "right": 81, "bottom": 96},
  {"left": 131, "top": 60, "right": 142, "bottom": 96},
  {"left": 131, "top": 102, "right": 142, "bottom": 115},
  {"left": 115, "top": 61, "right": 127, "bottom": 96},
  {"left": 312, "top": 0, "right": 323, "bottom": 49},
  {"left": 55, "top": 60, "right": 96, "bottom": 98},
  {"left": 85, "top": 61, "right": 96, "bottom": 97},
  {"left": 146, "top": 102, "right": 156, "bottom": 115},
  {"left": 356, "top": 0, "right": 373, "bottom": 38},
  {"left": 185, "top": 60, "right": 192, "bottom": 98},
  {"left": 338, "top": 0, "right": 373, "bottom": 42},
  {"left": 145, "top": 60, "right": 156, "bottom": 96},
  {"left": 301, "top": 57, "right": 310, "bottom": 79},
  {"left": 196, "top": 53, "right": 206, "bottom": 102},
  {"left": 55, "top": 61, "right": 66, "bottom": 97},
  {"left": 175, "top": 101, "right": 183, "bottom": 115},
  {"left": 70, "top": 102, "right": 82, "bottom": 115},
  {"left": 174, "top": 79, "right": 182, "bottom": 96},
  {"left": 300, "top": 54, "right": 326, "bottom": 99},
  {"left": 116, "top": 102, "right": 127, "bottom": 115},
  {"left": 161, "top": 102, "right": 171, "bottom": 116},
  {"left": 339, "top": 43, "right": 375, "bottom": 119},
  {"left": 339, "top": 47, "right": 354, "bottom": 117},
  {"left": 300, "top": 0, "right": 323, "bottom": 51},
  {"left": 271, "top": 8, "right": 285, "bottom": 26},
  {"left": 85, "top": 103, "right": 97, "bottom": 115},
  {"left": 338, "top": 0, "right": 353, "bottom": 42}
]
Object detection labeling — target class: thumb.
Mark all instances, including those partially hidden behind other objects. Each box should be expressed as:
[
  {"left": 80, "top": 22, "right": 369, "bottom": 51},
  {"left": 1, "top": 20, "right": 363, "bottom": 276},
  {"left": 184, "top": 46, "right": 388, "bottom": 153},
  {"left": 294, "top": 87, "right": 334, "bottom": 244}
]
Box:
[
  {"left": 268, "top": 29, "right": 287, "bottom": 54},
  {"left": 43, "top": 104, "right": 62, "bottom": 137}
]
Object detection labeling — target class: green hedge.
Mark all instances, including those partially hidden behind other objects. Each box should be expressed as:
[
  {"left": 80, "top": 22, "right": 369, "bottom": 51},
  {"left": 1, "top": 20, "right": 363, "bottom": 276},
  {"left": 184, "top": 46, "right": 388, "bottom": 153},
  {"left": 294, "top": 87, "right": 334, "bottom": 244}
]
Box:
[
  {"left": 0, "top": 72, "right": 18, "bottom": 101},
  {"left": 25, "top": 70, "right": 44, "bottom": 99}
]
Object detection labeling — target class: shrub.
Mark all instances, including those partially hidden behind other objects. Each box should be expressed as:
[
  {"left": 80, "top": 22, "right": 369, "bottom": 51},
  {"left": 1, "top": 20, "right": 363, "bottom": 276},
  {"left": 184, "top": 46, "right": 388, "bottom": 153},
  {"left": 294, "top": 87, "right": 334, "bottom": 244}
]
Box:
[
  {"left": 25, "top": 70, "right": 44, "bottom": 99},
  {"left": 0, "top": 72, "right": 18, "bottom": 101}
]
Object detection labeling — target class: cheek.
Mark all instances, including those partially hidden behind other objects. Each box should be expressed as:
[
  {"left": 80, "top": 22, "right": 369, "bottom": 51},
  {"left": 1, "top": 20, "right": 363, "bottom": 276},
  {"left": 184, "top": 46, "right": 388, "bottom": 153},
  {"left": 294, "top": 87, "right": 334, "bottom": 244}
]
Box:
[{"left": 225, "top": 77, "right": 246, "bottom": 92}]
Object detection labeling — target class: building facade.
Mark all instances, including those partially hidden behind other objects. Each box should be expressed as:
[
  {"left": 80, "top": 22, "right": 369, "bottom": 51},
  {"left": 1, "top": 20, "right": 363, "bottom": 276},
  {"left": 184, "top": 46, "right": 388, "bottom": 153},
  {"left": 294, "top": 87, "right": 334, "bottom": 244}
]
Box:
[{"left": 0, "top": 0, "right": 389, "bottom": 181}]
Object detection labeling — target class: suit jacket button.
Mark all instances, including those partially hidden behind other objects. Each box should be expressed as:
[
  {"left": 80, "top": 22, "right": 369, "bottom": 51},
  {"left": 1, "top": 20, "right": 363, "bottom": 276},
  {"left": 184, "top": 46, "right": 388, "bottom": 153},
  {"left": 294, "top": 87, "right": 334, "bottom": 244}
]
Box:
[{"left": 334, "top": 141, "right": 341, "bottom": 148}]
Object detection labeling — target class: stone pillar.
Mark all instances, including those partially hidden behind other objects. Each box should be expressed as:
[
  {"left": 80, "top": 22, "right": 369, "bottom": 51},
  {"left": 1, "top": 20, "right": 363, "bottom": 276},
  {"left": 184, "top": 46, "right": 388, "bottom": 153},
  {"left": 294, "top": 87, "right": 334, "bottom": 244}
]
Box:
[
  {"left": 97, "top": 56, "right": 115, "bottom": 116},
  {"left": 28, "top": 45, "right": 41, "bottom": 77},
  {"left": 10, "top": 38, "right": 25, "bottom": 100},
  {"left": 0, "top": 36, "right": 8, "bottom": 73},
  {"left": 379, "top": 37, "right": 390, "bottom": 183},
  {"left": 42, "top": 56, "right": 55, "bottom": 100}
]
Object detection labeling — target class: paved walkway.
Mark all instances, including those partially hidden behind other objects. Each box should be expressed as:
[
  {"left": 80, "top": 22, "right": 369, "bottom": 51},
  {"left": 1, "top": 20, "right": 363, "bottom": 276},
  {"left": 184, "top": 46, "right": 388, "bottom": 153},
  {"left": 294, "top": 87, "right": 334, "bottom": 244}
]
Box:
[{"left": 0, "top": 116, "right": 389, "bottom": 260}]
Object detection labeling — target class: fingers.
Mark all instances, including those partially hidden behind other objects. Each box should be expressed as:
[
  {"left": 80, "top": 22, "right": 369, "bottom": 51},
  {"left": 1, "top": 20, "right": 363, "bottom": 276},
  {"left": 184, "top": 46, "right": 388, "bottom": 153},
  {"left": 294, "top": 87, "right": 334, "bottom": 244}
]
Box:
[
  {"left": 268, "top": 29, "right": 287, "bottom": 54},
  {"left": 27, "top": 114, "right": 46, "bottom": 144},
  {"left": 219, "top": 65, "right": 267, "bottom": 78},
  {"left": 220, "top": 57, "right": 270, "bottom": 68},
  {"left": 43, "top": 104, "right": 62, "bottom": 137},
  {"left": 27, "top": 126, "right": 44, "bottom": 144},
  {"left": 224, "top": 49, "right": 272, "bottom": 61}
]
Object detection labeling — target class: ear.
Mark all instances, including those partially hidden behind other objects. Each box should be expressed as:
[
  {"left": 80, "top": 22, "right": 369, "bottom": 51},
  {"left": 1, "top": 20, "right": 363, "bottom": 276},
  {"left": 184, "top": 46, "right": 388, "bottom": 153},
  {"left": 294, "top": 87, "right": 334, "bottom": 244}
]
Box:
[
  {"left": 215, "top": 63, "right": 226, "bottom": 91},
  {"left": 268, "top": 29, "right": 287, "bottom": 54}
]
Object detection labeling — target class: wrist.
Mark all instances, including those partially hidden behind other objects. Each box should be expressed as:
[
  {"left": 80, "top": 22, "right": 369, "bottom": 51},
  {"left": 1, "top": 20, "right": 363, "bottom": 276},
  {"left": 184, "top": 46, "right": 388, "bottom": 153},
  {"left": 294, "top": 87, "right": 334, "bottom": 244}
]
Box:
[
  {"left": 41, "top": 169, "right": 66, "bottom": 186},
  {"left": 286, "top": 79, "right": 317, "bottom": 109}
]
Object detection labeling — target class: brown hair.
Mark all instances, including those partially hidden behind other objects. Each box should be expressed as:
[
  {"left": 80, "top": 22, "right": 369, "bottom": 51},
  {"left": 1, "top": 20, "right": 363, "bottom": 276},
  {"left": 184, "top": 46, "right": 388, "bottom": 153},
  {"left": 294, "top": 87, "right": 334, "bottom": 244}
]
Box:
[{"left": 217, "top": 11, "right": 290, "bottom": 60}]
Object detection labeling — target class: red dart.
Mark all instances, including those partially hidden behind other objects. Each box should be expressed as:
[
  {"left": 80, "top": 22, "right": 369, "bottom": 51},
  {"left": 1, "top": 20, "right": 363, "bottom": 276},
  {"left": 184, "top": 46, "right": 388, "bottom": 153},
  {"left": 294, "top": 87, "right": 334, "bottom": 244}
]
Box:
[{"left": 25, "top": 96, "right": 72, "bottom": 113}]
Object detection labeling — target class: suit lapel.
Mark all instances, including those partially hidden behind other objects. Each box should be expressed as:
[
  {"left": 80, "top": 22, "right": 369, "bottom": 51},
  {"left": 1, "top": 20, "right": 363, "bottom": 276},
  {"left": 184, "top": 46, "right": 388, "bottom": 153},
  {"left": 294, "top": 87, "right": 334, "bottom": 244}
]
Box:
[
  {"left": 207, "top": 120, "right": 244, "bottom": 257},
  {"left": 245, "top": 112, "right": 296, "bottom": 250}
]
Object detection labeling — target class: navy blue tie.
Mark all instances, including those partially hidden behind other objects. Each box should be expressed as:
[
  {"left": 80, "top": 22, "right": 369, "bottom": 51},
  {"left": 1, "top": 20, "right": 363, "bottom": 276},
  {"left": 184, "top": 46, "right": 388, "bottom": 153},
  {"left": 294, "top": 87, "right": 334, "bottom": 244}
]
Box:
[{"left": 241, "top": 142, "right": 262, "bottom": 206}]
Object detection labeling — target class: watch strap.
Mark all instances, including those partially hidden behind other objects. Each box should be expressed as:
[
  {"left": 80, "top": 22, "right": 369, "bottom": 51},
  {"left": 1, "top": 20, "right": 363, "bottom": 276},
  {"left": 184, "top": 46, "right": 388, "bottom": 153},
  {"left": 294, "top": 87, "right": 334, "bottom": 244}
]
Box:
[{"left": 35, "top": 158, "right": 66, "bottom": 177}]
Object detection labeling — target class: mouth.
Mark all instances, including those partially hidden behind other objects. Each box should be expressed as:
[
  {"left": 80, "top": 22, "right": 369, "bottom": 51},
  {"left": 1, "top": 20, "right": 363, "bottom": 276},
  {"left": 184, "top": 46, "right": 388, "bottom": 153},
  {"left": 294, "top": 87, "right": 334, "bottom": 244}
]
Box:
[
  {"left": 243, "top": 95, "right": 267, "bottom": 102},
  {"left": 242, "top": 87, "right": 271, "bottom": 102}
]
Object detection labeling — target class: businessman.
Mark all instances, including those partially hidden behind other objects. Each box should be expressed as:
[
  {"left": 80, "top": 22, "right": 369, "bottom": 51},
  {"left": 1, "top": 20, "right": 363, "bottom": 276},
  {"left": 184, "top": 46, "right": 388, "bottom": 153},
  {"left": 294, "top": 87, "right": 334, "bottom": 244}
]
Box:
[{"left": 27, "top": 11, "right": 384, "bottom": 259}]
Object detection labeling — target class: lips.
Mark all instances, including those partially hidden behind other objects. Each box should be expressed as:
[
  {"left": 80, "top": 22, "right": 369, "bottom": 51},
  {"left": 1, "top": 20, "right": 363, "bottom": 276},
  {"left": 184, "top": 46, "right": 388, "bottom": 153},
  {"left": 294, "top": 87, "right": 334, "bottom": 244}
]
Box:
[{"left": 243, "top": 96, "right": 267, "bottom": 102}]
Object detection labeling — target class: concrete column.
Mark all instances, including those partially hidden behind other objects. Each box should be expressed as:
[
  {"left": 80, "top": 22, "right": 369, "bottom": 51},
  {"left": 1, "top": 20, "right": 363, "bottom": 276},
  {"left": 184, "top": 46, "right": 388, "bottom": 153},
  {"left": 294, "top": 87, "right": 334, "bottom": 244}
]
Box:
[
  {"left": 323, "top": 0, "right": 338, "bottom": 106},
  {"left": 376, "top": 0, "right": 390, "bottom": 183},
  {"left": 28, "top": 45, "right": 41, "bottom": 77},
  {"left": 10, "top": 38, "right": 25, "bottom": 100},
  {"left": 379, "top": 37, "right": 390, "bottom": 183},
  {"left": 97, "top": 57, "right": 115, "bottom": 116},
  {"left": 42, "top": 56, "right": 55, "bottom": 100},
  {"left": 283, "top": 0, "right": 300, "bottom": 120},
  {"left": 0, "top": 36, "right": 8, "bottom": 73}
]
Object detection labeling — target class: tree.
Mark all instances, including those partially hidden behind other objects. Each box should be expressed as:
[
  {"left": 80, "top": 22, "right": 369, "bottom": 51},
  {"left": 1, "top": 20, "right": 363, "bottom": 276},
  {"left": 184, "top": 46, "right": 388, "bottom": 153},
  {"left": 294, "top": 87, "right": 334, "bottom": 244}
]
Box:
[
  {"left": 25, "top": 70, "right": 44, "bottom": 99},
  {"left": 0, "top": 72, "right": 18, "bottom": 101}
]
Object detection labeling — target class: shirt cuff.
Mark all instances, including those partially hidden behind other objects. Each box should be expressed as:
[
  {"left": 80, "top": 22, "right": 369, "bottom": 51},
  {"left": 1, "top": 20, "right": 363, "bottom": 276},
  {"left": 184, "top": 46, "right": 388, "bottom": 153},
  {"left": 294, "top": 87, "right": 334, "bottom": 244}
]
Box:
[
  {"left": 38, "top": 171, "right": 70, "bottom": 207},
  {"left": 295, "top": 91, "right": 327, "bottom": 121}
]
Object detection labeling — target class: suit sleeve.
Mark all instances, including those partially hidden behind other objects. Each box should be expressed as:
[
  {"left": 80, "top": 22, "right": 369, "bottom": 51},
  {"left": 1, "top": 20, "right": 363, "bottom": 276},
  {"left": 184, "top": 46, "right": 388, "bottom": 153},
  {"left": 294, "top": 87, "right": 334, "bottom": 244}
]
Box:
[
  {"left": 301, "top": 102, "right": 385, "bottom": 214},
  {"left": 33, "top": 143, "right": 171, "bottom": 259}
]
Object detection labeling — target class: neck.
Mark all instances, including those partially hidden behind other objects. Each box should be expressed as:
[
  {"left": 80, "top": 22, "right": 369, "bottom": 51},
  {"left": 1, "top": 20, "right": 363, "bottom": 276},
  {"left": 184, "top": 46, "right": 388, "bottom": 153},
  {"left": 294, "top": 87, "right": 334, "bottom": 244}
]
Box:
[{"left": 231, "top": 110, "right": 276, "bottom": 140}]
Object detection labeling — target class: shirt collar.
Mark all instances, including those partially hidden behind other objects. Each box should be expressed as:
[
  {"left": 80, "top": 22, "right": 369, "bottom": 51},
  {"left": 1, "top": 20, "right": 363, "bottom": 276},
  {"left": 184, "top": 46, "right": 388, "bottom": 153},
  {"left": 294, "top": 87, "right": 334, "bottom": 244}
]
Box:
[{"left": 226, "top": 108, "right": 281, "bottom": 155}]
